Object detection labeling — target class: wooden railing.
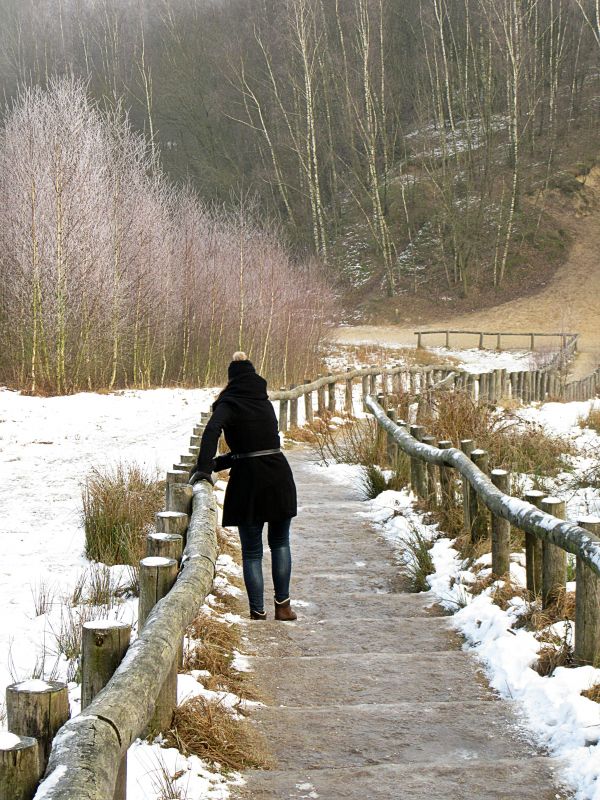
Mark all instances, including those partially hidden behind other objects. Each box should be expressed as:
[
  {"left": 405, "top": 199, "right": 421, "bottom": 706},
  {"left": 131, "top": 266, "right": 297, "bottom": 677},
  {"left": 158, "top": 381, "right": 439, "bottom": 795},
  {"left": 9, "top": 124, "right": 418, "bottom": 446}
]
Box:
[
  {"left": 1, "top": 414, "right": 217, "bottom": 800},
  {"left": 269, "top": 356, "right": 598, "bottom": 431},
  {"left": 366, "top": 394, "right": 600, "bottom": 666},
  {"left": 414, "top": 329, "right": 579, "bottom": 354}
]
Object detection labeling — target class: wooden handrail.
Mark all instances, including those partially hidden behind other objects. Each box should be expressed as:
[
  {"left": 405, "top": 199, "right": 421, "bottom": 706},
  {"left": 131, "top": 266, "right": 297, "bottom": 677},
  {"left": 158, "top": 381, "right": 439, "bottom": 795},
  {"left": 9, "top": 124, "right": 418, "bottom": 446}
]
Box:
[
  {"left": 366, "top": 394, "right": 600, "bottom": 576},
  {"left": 34, "top": 483, "right": 218, "bottom": 800}
]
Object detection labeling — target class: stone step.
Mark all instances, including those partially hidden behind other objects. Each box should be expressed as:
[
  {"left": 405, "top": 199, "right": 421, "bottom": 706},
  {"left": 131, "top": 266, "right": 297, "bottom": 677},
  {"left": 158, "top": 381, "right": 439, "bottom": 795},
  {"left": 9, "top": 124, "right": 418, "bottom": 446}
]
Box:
[
  {"left": 246, "top": 651, "right": 493, "bottom": 707},
  {"left": 232, "top": 758, "right": 569, "bottom": 800},
  {"left": 249, "top": 700, "right": 541, "bottom": 770},
  {"left": 244, "top": 615, "right": 461, "bottom": 657}
]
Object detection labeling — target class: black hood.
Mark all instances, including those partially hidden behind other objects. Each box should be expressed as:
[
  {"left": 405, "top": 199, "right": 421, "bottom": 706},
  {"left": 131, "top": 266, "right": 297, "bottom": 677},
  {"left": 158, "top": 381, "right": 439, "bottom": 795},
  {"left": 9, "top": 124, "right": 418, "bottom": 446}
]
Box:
[{"left": 213, "top": 361, "right": 269, "bottom": 412}]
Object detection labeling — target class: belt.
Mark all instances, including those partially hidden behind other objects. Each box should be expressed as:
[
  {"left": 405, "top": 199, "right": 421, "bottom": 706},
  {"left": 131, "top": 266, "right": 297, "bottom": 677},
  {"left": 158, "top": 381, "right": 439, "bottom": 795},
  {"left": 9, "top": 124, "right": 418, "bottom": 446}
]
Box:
[{"left": 230, "top": 448, "right": 281, "bottom": 460}]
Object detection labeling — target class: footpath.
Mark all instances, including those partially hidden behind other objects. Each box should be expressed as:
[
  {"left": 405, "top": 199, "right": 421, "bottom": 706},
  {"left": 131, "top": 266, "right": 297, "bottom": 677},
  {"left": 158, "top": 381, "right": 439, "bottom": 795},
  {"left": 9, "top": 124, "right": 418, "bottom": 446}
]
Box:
[{"left": 232, "top": 448, "right": 570, "bottom": 800}]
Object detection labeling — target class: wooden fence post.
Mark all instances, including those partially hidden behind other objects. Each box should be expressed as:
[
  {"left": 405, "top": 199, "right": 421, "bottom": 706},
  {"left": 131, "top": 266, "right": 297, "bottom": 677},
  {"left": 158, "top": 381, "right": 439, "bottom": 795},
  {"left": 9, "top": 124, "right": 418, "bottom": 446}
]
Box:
[
  {"left": 303, "top": 381, "right": 314, "bottom": 424},
  {"left": 409, "top": 425, "right": 427, "bottom": 499},
  {"left": 539, "top": 497, "right": 567, "bottom": 608},
  {"left": 289, "top": 386, "right": 298, "bottom": 429},
  {"left": 491, "top": 470, "right": 511, "bottom": 576},
  {"left": 81, "top": 621, "right": 132, "bottom": 800},
  {"left": 460, "top": 440, "right": 474, "bottom": 534},
  {"left": 421, "top": 435, "right": 438, "bottom": 507},
  {"left": 0, "top": 735, "right": 40, "bottom": 800},
  {"left": 155, "top": 511, "right": 188, "bottom": 537},
  {"left": 345, "top": 369, "right": 354, "bottom": 416},
  {"left": 147, "top": 532, "right": 184, "bottom": 563},
  {"left": 165, "top": 469, "right": 189, "bottom": 509},
  {"left": 438, "top": 440, "right": 454, "bottom": 508},
  {"left": 139, "top": 556, "right": 179, "bottom": 734},
  {"left": 6, "top": 681, "right": 69, "bottom": 776},
  {"left": 469, "top": 449, "right": 490, "bottom": 542},
  {"left": 575, "top": 516, "right": 600, "bottom": 666},
  {"left": 524, "top": 490, "right": 545, "bottom": 596},
  {"left": 328, "top": 375, "right": 336, "bottom": 414},
  {"left": 317, "top": 382, "right": 326, "bottom": 416},
  {"left": 369, "top": 369, "right": 378, "bottom": 396},
  {"left": 279, "top": 396, "right": 289, "bottom": 432},
  {"left": 167, "top": 483, "right": 193, "bottom": 516},
  {"left": 386, "top": 409, "right": 399, "bottom": 466}
]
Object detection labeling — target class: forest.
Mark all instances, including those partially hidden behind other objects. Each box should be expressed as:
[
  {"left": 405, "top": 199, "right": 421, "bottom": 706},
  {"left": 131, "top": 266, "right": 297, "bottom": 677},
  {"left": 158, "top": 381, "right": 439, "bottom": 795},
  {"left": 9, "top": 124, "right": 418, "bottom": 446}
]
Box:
[{"left": 0, "top": 0, "right": 598, "bottom": 392}]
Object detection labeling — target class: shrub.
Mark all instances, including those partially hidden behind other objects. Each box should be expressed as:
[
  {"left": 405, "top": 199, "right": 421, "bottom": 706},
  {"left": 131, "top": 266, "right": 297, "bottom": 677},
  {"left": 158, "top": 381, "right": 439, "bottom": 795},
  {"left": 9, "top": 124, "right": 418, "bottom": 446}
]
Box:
[{"left": 81, "top": 462, "right": 164, "bottom": 565}]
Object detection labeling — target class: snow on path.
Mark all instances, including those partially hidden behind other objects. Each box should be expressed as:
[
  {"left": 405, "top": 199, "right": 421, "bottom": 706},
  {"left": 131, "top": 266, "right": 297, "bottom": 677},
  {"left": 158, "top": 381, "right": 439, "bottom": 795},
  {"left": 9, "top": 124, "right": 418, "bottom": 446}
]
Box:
[{"left": 0, "top": 387, "right": 216, "bottom": 695}]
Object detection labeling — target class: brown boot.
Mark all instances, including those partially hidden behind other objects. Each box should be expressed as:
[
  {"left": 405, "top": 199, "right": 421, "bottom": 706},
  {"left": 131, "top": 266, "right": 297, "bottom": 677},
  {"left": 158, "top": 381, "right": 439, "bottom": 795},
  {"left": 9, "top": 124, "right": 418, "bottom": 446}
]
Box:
[
  {"left": 274, "top": 598, "right": 297, "bottom": 621},
  {"left": 250, "top": 610, "right": 267, "bottom": 620}
]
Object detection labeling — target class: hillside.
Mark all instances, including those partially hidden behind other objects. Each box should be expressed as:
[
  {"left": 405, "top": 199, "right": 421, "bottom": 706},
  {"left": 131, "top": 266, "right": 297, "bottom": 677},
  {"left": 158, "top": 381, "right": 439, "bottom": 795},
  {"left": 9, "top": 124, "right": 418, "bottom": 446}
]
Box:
[{"left": 337, "top": 168, "right": 600, "bottom": 379}]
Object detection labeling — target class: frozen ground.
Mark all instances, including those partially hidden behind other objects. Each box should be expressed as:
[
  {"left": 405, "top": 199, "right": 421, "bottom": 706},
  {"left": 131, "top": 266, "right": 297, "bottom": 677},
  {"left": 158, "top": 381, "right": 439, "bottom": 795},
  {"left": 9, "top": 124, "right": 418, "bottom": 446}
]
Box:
[
  {"left": 0, "top": 386, "right": 262, "bottom": 800},
  {"left": 0, "top": 387, "right": 217, "bottom": 696},
  {"left": 325, "top": 342, "right": 543, "bottom": 374}
]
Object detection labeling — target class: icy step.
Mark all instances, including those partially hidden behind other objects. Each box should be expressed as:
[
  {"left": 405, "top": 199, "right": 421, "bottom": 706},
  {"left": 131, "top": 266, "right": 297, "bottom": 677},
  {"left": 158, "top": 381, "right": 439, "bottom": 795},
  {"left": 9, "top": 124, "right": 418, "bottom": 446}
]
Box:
[
  {"left": 245, "top": 615, "right": 460, "bottom": 657},
  {"left": 245, "top": 701, "right": 550, "bottom": 770},
  {"left": 234, "top": 758, "right": 569, "bottom": 800},
  {"left": 243, "top": 651, "right": 491, "bottom": 707}
]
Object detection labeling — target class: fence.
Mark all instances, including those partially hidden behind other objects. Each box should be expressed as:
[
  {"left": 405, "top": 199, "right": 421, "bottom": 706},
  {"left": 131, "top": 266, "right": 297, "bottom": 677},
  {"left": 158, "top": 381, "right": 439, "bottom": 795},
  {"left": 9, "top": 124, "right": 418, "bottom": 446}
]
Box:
[
  {"left": 1, "top": 413, "right": 216, "bottom": 800},
  {"left": 414, "top": 329, "right": 579, "bottom": 355},
  {"left": 366, "top": 394, "right": 600, "bottom": 667},
  {"left": 270, "top": 358, "right": 599, "bottom": 431}
]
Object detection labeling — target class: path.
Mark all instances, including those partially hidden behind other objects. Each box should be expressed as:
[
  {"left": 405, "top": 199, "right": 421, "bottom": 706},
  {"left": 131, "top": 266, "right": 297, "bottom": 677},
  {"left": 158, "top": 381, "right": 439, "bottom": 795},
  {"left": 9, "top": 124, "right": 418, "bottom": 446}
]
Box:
[
  {"left": 336, "top": 173, "right": 600, "bottom": 379},
  {"left": 232, "top": 449, "right": 569, "bottom": 800}
]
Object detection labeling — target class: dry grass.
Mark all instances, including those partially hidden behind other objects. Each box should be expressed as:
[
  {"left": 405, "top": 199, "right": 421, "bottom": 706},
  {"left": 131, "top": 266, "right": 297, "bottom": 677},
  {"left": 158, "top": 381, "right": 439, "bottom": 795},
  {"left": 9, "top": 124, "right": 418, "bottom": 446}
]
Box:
[
  {"left": 516, "top": 588, "right": 576, "bottom": 631},
  {"left": 82, "top": 461, "right": 164, "bottom": 566},
  {"left": 579, "top": 405, "right": 600, "bottom": 433},
  {"left": 30, "top": 580, "right": 55, "bottom": 616},
  {"left": 217, "top": 526, "right": 240, "bottom": 561},
  {"left": 167, "top": 696, "right": 274, "bottom": 771},
  {"left": 490, "top": 579, "right": 530, "bottom": 610},
  {"left": 420, "top": 391, "right": 574, "bottom": 476},
  {"left": 535, "top": 639, "right": 574, "bottom": 676},
  {"left": 582, "top": 683, "right": 600, "bottom": 703}
]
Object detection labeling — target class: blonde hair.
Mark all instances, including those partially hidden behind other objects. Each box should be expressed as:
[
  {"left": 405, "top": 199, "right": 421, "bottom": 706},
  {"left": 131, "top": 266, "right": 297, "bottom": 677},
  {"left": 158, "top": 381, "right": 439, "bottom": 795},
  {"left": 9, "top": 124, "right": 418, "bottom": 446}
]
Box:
[{"left": 232, "top": 351, "right": 248, "bottom": 361}]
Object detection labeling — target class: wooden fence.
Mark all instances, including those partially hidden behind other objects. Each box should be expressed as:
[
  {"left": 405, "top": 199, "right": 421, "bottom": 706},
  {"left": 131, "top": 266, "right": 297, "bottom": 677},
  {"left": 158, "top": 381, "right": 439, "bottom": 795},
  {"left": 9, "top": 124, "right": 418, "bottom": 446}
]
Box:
[
  {"left": 366, "top": 394, "right": 600, "bottom": 666},
  {"left": 414, "top": 329, "right": 579, "bottom": 355},
  {"left": 1, "top": 413, "right": 216, "bottom": 800},
  {"left": 270, "top": 358, "right": 599, "bottom": 432}
]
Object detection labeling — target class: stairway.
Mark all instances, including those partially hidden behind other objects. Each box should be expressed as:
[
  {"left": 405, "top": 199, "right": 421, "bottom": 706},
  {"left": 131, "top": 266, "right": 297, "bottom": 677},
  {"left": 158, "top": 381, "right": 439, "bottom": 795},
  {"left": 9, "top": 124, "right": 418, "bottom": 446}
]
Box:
[{"left": 232, "top": 448, "right": 569, "bottom": 800}]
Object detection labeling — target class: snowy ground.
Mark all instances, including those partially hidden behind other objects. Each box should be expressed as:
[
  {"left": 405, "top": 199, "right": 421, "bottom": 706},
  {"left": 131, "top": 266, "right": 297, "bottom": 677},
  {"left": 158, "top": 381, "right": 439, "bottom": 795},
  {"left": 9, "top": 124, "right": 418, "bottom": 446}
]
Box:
[
  {"left": 0, "top": 386, "right": 263, "bottom": 799},
  {"left": 325, "top": 342, "right": 547, "bottom": 374},
  {"left": 312, "top": 397, "right": 600, "bottom": 800}
]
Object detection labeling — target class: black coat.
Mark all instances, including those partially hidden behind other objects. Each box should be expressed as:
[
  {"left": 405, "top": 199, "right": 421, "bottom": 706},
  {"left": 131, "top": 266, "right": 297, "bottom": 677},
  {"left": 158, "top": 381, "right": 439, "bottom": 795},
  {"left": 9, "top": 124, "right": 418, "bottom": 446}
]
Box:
[{"left": 194, "top": 362, "right": 297, "bottom": 527}]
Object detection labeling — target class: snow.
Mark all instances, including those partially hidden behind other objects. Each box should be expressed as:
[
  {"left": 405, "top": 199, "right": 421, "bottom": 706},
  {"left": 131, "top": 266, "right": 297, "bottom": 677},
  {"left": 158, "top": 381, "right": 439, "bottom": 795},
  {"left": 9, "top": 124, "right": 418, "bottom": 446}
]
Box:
[
  {"left": 12, "top": 679, "right": 52, "bottom": 692},
  {"left": 0, "top": 731, "right": 22, "bottom": 749},
  {"left": 141, "top": 556, "right": 174, "bottom": 567},
  {"left": 0, "top": 387, "right": 216, "bottom": 699}
]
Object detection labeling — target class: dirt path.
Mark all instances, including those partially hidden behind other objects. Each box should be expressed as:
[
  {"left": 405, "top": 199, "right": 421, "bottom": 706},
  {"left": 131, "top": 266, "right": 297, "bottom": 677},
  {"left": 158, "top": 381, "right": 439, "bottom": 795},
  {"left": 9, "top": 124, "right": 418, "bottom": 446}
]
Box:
[
  {"left": 231, "top": 449, "right": 569, "bottom": 800},
  {"left": 336, "top": 178, "right": 600, "bottom": 380}
]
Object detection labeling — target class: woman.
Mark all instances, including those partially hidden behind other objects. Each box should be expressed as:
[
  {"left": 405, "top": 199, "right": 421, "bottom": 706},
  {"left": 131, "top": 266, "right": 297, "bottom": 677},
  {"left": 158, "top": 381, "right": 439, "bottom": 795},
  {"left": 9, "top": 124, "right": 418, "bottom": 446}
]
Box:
[{"left": 189, "top": 352, "right": 297, "bottom": 621}]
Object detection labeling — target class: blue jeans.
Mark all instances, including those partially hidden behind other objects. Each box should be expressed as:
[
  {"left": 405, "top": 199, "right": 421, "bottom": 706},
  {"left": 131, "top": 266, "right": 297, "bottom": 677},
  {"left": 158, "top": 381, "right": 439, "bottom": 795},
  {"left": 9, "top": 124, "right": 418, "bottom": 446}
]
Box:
[{"left": 237, "top": 519, "right": 292, "bottom": 613}]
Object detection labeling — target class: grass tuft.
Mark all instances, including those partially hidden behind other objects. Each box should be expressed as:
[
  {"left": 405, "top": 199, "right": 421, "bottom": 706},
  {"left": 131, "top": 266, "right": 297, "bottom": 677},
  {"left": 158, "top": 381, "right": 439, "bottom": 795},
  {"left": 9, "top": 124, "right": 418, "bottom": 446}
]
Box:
[
  {"left": 167, "top": 696, "right": 274, "bottom": 771},
  {"left": 82, "top": 462, "right": 164, "bottom": 566},
  {"left": 400, "top": 530, "right": 435, "bottom": 592},
  {"left": 582, "top": 683, "right": 600, "bottom": 703}
]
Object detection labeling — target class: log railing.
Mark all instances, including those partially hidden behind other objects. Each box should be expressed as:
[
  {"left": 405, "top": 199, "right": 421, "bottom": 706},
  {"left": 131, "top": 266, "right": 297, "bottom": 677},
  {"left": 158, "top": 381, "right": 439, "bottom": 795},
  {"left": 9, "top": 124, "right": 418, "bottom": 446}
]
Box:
[
  {"left": 366, "top": 394, "right": 600, "bottom": 666},
  {"left": 270, "top": 355, "right": 598, "bottom": 433},
  {"left": 1, "top": 414, "right": 217, "bottom": 800}
]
